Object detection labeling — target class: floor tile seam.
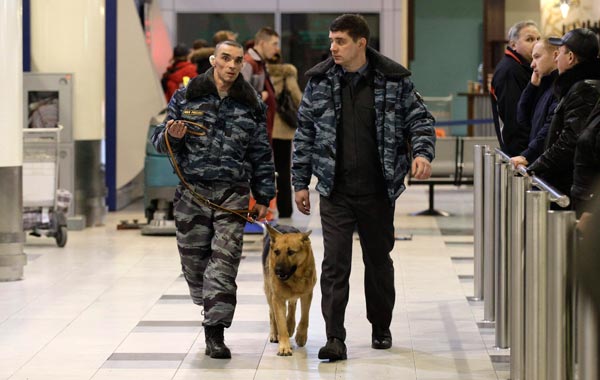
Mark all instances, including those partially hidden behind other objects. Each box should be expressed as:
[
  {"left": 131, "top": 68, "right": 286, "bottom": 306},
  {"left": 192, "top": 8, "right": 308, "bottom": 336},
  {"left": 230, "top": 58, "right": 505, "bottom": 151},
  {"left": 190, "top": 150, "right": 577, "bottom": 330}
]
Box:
[
  {"left": 400, "top": 213, "right": 445, "bottom": 377},
  {"left": 445, "top": 232, "right": 503, "bottom": 380},
  {"left": 4, "top": 259, "right": 151, "bottom": 380},
  {"left": 169, "top": 322, "right": 204, "bottom": 380},
  {"left": 13, "top": 242, "right": 171, "bottom": 321},
  {"left": 4, "top": 313, "right": 89, "bottom": 379},
  {"left": 249, "top": 333, "right": 270, "bottom": 380},
  {"left": 397, "top": 235, "right": 418, "bottom": 378},
  {"left": 86, "top": 258, "right": 185, "bottom": 379},
  {"left": 421, "top": 218, "right": 496, "bottom": 376},
  {"left": 0, "top": 261, "right": 86, "bottom": 324}
]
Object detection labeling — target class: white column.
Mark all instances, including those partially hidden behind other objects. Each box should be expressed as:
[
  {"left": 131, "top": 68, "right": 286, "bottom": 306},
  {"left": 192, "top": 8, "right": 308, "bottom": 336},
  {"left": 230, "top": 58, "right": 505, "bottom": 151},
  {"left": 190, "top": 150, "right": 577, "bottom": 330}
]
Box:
[
  {"left": 30, "top": 0, "right": 107, "bottom": 225},
  {"left": 0, "top": 0, "right": 27, "bottom": 281},
  {"left": 30, "top": 0, "right": 105, "bottom": 141}
]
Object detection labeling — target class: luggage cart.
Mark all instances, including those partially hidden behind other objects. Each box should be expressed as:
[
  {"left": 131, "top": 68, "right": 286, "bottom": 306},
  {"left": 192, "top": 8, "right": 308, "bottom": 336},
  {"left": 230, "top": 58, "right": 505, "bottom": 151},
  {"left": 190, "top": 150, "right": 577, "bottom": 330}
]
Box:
[{"left": 22, "top": 126, "right": 70, "bottom": 247}]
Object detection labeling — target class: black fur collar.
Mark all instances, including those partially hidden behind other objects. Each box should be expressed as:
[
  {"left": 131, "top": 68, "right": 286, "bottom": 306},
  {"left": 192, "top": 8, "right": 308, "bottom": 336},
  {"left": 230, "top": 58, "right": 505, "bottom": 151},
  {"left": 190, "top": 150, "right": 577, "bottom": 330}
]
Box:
[
  {"left": 185, "top": 68, "right": 260, "bottom": 110},
  {"left": 554, "top": 58, "right": 600, "bottom": 99},
  {"left": 305, "top": 46, "right": 411, "bottom": 80}
]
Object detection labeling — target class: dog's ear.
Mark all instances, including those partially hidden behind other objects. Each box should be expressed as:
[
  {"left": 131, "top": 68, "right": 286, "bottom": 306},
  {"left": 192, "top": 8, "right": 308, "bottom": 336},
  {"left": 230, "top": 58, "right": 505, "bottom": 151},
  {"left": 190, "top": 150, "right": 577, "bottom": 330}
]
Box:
[
  {"left": 301, "top": 230, "right": 312, "bottom": 242},
  {"left": 265, "top": 223, "right": 281, "bottom": 242}
]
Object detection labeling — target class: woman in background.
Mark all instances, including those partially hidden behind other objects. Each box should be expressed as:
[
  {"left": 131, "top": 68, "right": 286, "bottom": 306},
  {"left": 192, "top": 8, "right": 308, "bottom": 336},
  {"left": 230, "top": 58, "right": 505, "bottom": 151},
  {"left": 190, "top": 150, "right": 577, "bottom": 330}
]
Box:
[{"left": 266, "top": 54, "right": 303, "bottom": 218}]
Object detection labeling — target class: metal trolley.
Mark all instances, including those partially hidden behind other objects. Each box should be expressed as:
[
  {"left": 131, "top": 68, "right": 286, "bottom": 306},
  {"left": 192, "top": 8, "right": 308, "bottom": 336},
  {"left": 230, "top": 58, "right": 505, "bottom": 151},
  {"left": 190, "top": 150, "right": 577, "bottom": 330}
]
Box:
[{"left": 22, "top": 126, "right": 70, "bottom": 247}]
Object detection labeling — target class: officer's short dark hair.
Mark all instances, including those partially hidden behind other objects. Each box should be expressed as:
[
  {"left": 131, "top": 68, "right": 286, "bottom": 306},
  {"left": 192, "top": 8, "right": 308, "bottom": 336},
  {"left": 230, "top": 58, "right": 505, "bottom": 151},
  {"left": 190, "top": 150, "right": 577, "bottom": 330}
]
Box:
[
  {"left": 213, "top": 30, "right": 237, "bottom": 45},
  {"left": 215, "top": 40, "right": 244, "bottom": 53},
  {"left": 330, "top": 14, "right": 370, "bottom": 43},
  {"left": 254, "top": 27, "right": 279, "bottom": 42}
]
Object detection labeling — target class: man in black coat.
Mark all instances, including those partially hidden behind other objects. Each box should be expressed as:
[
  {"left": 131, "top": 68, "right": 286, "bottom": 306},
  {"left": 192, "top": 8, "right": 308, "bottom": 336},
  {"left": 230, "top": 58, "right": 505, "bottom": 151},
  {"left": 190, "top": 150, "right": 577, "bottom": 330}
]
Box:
[
  {"left": 511, "top": 38, "right": 558, "bottom": 168},
  {"left": 491, "top": 20, "right": 540, "bottom": 156},
  {"left": 527, "top": 28, "right": 600, "bottom": 197},
  {"left": 572, "top": 100, "right": 600, "bottom": 218}
]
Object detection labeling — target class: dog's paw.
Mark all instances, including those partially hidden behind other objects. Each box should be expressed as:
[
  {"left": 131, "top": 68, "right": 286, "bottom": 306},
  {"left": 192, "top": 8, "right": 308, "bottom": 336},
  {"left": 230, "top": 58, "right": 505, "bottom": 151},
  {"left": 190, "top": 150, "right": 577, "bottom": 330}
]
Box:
[
  {"left": 295, "top": 329, "right": 308, "bottom": 347},
  {"left": 269, "top": 333, "right": 279, "bottom": 343},
  {"left": 277, "top": 344, "right": 293, "bottom": 356}
]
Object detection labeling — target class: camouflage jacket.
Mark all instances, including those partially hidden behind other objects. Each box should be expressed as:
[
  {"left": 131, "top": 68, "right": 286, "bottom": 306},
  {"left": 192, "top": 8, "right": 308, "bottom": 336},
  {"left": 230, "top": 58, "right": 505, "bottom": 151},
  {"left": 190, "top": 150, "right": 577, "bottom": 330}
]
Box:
[
  {"left": 292, "top": 47, "right": 436, "bottom": 203},
  {"left": 151, "top": 68, "right": 276, "bottom": 206}
]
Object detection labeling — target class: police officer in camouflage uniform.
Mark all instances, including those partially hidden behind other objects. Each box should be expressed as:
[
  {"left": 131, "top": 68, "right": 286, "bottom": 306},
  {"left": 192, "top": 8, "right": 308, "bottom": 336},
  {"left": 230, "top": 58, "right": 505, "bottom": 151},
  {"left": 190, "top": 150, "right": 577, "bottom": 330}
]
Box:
[
  {"left": 292, "top": 14, "right": 436, "bottom": 361},
  {"left": 152, "top": 40, "right": 275, "bottom": 359}
]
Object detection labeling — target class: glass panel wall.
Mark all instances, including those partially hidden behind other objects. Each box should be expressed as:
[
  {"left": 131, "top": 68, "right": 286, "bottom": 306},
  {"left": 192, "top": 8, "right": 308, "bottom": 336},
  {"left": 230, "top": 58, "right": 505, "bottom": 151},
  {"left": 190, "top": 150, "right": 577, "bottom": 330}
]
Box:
[
  {"left": 176, "top": 12, "right": 380, "bottom": 89},
  {"left": 281, "top": 13, "right": 380, "bottom": 88},
  {"left": 177, "top": 13, "right": 274, "bottom": 48}
]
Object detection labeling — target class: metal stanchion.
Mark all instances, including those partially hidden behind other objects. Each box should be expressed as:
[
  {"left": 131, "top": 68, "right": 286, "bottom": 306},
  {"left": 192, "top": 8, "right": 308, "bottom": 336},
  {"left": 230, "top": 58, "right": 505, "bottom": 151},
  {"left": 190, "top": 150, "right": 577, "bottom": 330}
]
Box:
[
  {"left": 509, "top": 175, "right": 528, "bottom": 380},
  {"left": 483, "top": 152, "right": 496, "bottom": 322},
  {"left": 546, "top": 211, "right": 575, "bottom": 380},
  {"left": 494, "top": 160, "right": 510, "bottom": 348},
  {"left": 525, "top": 190, "right": 549, "bottom": 380},
  {"left": 473, "top": 145, "right": 486, "bottom": 301},
  {"left": 577, "top": 291, "right": 599, "bottom": 380},
  {"left": 493, "top": 149, "right": 574, "bottom": 380}
]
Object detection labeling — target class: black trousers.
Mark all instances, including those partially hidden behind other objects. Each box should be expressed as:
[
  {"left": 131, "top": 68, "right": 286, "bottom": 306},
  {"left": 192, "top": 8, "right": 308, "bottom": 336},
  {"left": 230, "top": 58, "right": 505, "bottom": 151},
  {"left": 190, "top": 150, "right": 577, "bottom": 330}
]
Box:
[
  {"left": 273, "top": 138, "right": 293, "bottom": 218},
  {"left": 319, "top": 191, "right": 396, "bottom": 341}
]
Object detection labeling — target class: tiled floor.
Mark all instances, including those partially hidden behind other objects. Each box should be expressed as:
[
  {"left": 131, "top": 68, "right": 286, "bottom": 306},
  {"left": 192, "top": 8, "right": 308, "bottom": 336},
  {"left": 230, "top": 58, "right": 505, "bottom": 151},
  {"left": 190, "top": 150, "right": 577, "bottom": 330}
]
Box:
[{"left": 0, "top": 185, "right": 509, "bottom": 380}]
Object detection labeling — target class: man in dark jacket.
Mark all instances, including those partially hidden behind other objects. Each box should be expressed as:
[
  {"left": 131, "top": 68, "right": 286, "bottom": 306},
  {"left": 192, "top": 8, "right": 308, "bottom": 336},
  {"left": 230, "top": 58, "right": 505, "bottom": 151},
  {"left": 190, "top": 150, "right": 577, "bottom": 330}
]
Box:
[
  {"left": 152, "top": 40, "right": 275, "bottom": 359},
  {"left": 491, "top": 20, "right": 540, "bottom": 156},
  {"left": 527, "top": 28, "right": 600, "bottom": 197},
  {"left": 292, "top": 14, "right": 435, "bottom": 361},
  {"left": 572, "top": 99, "right": 600, "bottom": 218},
  {"left": 511, "top": 38, "right": 558, "bottom": 167}
]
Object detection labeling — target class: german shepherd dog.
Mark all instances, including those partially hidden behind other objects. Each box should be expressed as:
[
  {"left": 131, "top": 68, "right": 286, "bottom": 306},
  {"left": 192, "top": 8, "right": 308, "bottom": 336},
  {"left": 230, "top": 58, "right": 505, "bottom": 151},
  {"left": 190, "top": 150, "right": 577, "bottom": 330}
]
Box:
[{"left": 263, "top": 223, "right": 317, "bottom": 356}]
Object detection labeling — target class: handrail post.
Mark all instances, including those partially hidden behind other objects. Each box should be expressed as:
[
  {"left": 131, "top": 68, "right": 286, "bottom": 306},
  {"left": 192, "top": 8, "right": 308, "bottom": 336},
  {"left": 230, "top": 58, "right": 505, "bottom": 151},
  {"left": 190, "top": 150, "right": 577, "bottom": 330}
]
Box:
[
  {"left": 483, "top": 152, "right": 496, "bottom": 322},
  {"left": 509, "top": 175, "right": 529, "bottom": 380},
  {"left": 473, "top": 144, "right": 486, "bottom": 301},
  {"left": 577, "top": 291, "right": 599, "bottom": 380},
  {"left": 494, "top": 159, "right": 510, "bottom": 348},
  {"left": 525, "top": 190, "right": 549, "bottom": 380},
  {"left": 546, "top": 210, "right": 576, "bottom": 380}
]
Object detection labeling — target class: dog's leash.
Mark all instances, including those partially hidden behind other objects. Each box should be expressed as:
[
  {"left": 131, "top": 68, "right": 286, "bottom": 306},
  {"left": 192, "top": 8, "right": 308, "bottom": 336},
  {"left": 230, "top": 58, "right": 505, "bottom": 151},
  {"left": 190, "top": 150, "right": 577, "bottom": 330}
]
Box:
[{"left": 164, "top": 120, "right": 257, "bottom": 224}]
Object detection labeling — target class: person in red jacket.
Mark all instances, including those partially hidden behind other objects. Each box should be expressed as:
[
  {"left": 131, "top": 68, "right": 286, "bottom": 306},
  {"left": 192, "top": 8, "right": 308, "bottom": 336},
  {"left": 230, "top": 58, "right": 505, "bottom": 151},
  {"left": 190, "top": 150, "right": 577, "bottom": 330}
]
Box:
[{"left": 162, "top": 44, "right": 198, "bottom": 102}]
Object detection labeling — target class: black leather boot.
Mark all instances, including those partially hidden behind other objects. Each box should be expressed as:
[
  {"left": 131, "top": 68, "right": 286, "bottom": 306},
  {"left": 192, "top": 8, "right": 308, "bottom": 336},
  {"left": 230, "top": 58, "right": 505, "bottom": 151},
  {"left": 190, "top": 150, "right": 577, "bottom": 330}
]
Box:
[{"left": 204, "top": 325, "right": 231, "bottom": 359}]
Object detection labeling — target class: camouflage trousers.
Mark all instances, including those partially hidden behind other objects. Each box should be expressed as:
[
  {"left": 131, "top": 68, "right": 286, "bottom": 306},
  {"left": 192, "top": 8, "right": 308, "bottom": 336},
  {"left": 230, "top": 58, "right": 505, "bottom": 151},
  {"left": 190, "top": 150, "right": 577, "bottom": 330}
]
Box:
[{"left": 173, "top": 182, "right": 250, "bottom": 327}]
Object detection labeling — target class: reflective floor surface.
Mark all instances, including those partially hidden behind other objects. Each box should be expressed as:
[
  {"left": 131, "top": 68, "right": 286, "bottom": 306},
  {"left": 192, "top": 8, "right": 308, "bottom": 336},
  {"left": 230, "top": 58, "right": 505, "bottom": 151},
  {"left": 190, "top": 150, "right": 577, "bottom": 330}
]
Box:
[{"left": 0, "top": 185, "right": 509, "bottom": 380}]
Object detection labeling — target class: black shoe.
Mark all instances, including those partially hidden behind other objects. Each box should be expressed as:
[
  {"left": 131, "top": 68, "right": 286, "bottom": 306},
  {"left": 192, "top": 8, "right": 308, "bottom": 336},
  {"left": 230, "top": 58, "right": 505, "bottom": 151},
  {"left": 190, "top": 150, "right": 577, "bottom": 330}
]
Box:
[
  {"left": 371, "top": 335, "right": 392, "bottom": 349},
  {"left": 371, "top": 326, "right": 392, "bottom": 349},
  {"left": 204, "top": 325, "right": 231, "bottom": 359},
  {"left": 318, "top": 337, "right": 347, "bottom": 361}
]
